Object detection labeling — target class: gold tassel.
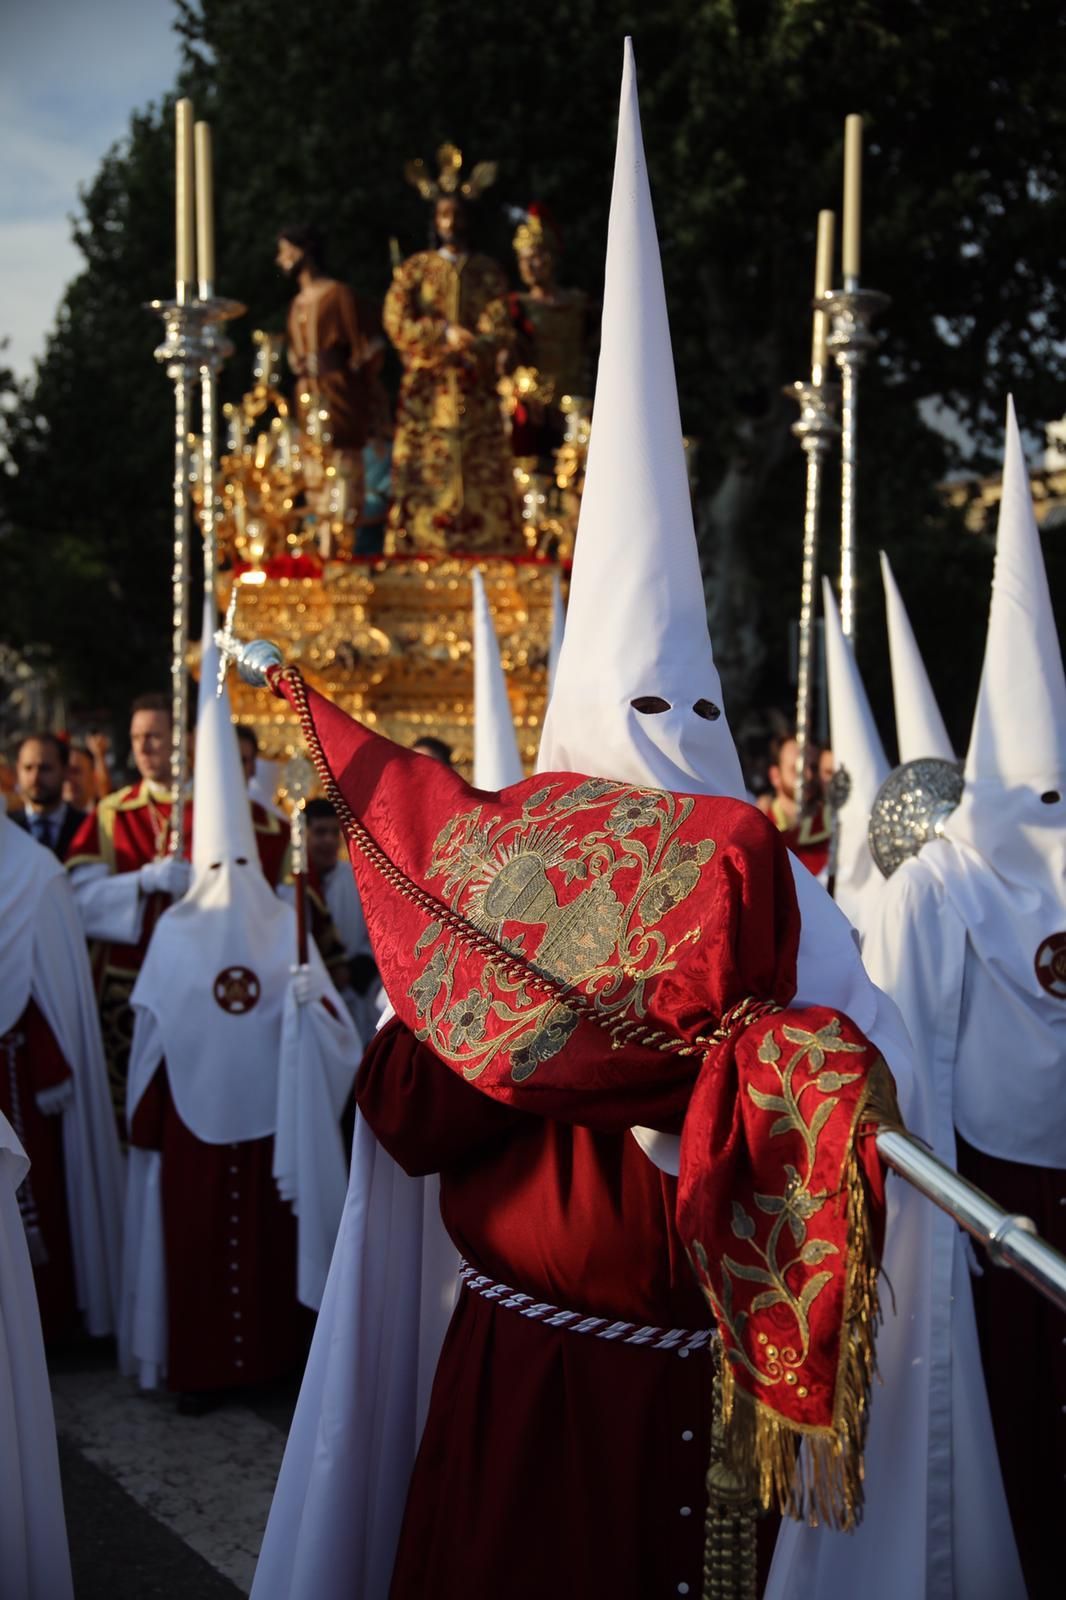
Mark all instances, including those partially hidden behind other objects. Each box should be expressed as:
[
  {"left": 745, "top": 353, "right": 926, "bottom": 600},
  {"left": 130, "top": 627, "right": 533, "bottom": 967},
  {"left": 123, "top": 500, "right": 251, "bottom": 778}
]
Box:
[{"left": 703, "top": 1342, "right": 760, "bottom": 1600}]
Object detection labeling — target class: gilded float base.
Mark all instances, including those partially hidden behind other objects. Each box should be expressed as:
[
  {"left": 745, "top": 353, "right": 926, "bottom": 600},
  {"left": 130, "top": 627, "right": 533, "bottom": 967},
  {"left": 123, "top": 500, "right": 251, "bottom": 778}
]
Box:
[{"left": 216, "top": 556, "right": 566, "bottom": 781}]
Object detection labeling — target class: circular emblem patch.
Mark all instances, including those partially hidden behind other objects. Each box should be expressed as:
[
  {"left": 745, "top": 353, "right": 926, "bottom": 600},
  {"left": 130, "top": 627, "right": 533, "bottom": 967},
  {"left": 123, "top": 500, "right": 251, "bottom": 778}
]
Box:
[
  {"left": 1034, "top": 934, "right": 1066, "bottom": 999},
  {"left": 213, "top": 966, "right": 261, "bottom": 1015}
]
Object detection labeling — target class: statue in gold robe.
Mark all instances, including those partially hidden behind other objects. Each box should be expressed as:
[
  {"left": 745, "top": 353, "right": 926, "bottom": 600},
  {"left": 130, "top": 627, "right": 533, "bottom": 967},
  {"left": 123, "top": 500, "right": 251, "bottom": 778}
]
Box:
[{"left": 384, "top": 150, "right": 519, "bottom": 555}]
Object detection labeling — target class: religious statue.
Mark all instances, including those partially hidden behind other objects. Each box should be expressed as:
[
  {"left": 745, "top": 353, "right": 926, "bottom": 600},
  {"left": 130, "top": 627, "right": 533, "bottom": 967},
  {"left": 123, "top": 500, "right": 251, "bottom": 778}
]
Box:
[
  {"left": 505, "top": 204, "right": 592, "bottom": 463},
  {"left": 384, "top": 146, "right": 520, "bottom": 554},
  {"left": 276, "top": 221, "right": 382, "bottom": 550}
]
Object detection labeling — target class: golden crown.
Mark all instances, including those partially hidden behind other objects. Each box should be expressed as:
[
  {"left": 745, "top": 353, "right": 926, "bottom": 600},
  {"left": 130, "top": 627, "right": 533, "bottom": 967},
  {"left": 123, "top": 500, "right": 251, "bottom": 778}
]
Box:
[
  {"left": 512, "top": 206, "right": 561, "bottom": 257},
  {"left": 404, "top": 143, "right": 498, "bottom": 203}
]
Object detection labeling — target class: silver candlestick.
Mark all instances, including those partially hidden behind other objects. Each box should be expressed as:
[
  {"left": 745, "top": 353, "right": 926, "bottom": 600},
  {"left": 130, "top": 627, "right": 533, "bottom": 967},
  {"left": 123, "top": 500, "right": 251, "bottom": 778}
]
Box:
[
  {"left": 196, "top": 290, "right": 245, "bottom": 587},
  {"left": 784, "top": 377, "right": 840, "bottom": 822},
  {"left": 150, "top": 298, "right": 213, "bottom": 860},
  {"left": 824, "top": 284, "right": 889, "bottom": 640}
]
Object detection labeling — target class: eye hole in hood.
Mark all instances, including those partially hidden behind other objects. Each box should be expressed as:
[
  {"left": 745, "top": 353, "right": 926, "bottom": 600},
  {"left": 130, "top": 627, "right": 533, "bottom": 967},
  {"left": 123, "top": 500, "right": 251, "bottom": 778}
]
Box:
[
  {"left": 630, "top": 696, "right": 671, "bottom": 714},
  {"left": 693, "top": 699, "right": 721, "bottom": 722}
]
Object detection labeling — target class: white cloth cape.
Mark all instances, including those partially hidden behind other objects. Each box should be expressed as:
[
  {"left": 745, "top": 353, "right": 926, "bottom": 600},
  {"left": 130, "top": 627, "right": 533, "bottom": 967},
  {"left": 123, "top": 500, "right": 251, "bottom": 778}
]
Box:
[
  {"left": 0, "top": 816, "right": 123, "bottom": 1335},
  {"left": 784, "top": 850, "right": 1024, "bottom": 1600},
  {"left": 250, "top": 1100, "right": 457, "bottom": 1600},
  {"left": 0, "top": 1111, "right": 75, "bottom": 1600},
  {"left": 128, "top": 869, "right": 302, "bottom": 1146}
]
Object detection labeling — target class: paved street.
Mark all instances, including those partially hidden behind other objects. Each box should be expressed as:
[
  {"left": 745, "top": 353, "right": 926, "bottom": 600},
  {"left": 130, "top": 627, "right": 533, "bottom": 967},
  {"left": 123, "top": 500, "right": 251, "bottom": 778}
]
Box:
[{"left": 50, "top": 1342, "right": 302, "bottom": 1597}]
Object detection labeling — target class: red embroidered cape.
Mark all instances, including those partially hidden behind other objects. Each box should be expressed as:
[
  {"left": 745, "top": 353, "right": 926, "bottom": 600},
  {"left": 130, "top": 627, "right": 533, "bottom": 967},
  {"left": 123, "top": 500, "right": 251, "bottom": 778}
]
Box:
[{"left": 275, "top": 668, "right": 898, "bottom": 1527}]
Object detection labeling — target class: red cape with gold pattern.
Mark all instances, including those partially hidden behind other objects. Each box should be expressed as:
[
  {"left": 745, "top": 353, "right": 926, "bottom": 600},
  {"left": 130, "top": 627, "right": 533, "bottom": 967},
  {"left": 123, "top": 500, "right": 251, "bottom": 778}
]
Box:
[{"left": 276, "top": 667, "right": 899, "bottom": 1527}]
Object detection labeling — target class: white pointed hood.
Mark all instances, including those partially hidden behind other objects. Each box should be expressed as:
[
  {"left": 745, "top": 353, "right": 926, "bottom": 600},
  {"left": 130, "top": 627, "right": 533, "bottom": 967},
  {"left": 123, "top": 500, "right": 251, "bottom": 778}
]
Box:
[
  {"left": 472, "top": 571, "right": 524, "bottom": 791},
  {"left": 536, "top": 38, "right": 744, "bottom": 799},
  {"left": 193, "top": 596, "right": 259, "bottom": 871},
  {"left": 880, "top": 552, "right": 954, "bottom": 763},
  {"left": 930, "top": 398, "right": 1066, "bottom": 1165},
  {"left": 537, "top": 40, "right": 910, "bottom": 1079},
  {"left": 129, "top": 599, "right": 307, "bottom": 1144},
  {"left": 822, "top": 580, "right": 890, "bottom": 932},
  {"left": 964, "top": 396, "right": 1066, "bottom": 788}
]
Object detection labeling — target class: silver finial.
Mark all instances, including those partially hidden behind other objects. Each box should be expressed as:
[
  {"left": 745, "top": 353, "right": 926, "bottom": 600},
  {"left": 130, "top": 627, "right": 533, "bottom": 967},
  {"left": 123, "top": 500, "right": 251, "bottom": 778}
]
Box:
[{"left": 868, "top": 758, "right": 964, "bottom": 878}]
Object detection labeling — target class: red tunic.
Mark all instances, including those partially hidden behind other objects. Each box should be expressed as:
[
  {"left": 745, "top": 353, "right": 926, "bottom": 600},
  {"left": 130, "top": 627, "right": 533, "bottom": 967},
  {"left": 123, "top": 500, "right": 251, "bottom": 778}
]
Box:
[
  {"left": 0, "top": 1000, "right": 77, "bottom": 1343},
  {"left": 358, "top": 1019, "right": 733, "bottom": 1600},
  {"left": 129, "top": 1066, "right": 312, "bottom": 1394}
]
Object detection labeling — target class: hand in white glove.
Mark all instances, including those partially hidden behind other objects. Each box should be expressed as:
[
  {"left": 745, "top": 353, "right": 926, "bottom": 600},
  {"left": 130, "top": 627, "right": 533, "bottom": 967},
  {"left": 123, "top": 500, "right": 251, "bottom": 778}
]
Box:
[
  {"left": 139, "top": 857, "right": 192, "bottom": 900},
  {"left": 290, "top": 964, "right": 314, "bottom": 1006}
]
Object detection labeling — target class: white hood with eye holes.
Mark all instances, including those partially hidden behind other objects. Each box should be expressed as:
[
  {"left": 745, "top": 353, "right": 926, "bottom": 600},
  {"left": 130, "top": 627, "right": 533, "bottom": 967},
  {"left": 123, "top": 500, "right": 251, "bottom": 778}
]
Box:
[
  {"left": 536, "top": 39, "right": 905, "bottom": 1061},
  {"left": 536, "top": 39, "right": 744, "bottom": 803},
  {"left": 922, "top": 399, "right": 1066, "bottom": 1164},
  {"left": 128, "top": 600, "right": 327, "bottom": 1145}
]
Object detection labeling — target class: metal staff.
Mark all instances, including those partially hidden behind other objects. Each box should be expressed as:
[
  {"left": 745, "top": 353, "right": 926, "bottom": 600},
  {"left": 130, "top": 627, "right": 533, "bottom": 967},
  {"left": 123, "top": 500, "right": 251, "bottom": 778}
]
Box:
[
  {"left": 825, "top": 285, "right": 888, "bottom": 640},
  {"left": 283, "top": 756, "right": 317, "bottom": 969},
  {"left": 826, "top": 115, "right": 888, "bottom": 641},
  {"left": 193, "top": 122, "right": 244, "bottom": 592},
  {"left": 150, "top": 297, "right": 209, "bottom": 860},
  {"left": 786, "top": 211, "right": 839, "bottom": 820},
  {"left": 784, "top": 379, "right": 838, "bottom": 821}
]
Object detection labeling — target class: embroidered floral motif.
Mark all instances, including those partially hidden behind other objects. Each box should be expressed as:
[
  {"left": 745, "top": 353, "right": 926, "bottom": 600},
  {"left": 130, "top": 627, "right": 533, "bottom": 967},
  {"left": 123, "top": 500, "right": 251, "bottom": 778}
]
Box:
[
  {"left": 687, "top": 1017, "right": 866, "bottom": 1393},
  {"left": 412, "top": 776, "right": 714, "bottom": 1081},
  {"left": 445, "top": 988, "right": 492, "bottom": 1049}
]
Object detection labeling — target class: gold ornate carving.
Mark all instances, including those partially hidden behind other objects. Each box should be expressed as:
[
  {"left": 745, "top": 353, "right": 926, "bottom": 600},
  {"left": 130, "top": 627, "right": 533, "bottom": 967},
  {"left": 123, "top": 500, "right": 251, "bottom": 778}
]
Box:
[{"left": 214, "top": 557, "right": 566, "bottom": 780}]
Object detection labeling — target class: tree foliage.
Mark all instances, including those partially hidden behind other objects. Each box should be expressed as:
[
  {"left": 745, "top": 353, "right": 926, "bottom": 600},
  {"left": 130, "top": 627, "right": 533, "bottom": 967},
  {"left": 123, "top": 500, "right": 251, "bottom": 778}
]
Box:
[{"left": 3, "top": 0, "right": 1066, "bottom": 755}]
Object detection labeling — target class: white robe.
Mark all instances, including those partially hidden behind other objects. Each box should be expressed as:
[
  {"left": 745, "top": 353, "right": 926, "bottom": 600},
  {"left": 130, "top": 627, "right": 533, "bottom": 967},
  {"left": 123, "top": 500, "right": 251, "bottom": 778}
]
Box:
[
  {"left": 0, "top": 1112, "right": 74, "bottom": 1600},
  {"left": 767, "top": 855, "right": 1025, "bottom": 1599},
  {"left": 0, "top": 820, "right": 124, "bottom": 1336}
]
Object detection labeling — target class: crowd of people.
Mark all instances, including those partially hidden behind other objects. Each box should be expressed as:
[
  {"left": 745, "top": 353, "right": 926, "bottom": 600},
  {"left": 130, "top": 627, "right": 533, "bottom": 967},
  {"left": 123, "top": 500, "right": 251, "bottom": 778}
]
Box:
[{"left": 1, "top": 39, "right": 1063, "bottom": 1600}]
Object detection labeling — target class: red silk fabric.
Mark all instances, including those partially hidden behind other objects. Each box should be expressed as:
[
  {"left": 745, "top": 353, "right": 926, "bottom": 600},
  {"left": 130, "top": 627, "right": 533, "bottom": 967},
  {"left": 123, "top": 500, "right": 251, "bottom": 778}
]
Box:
[{"left": 278, "top": 671, "right": 891, "bottom": 1500}]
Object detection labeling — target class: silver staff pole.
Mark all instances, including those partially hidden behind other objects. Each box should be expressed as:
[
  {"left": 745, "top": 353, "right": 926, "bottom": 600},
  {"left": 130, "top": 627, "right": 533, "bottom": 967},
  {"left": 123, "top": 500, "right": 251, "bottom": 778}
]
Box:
[
  {"left": 150, "top": 298, "right": 209, "bottom": 859},
  {"left": 876, "top": 1129, "right": 1066, "bottom": 1312}
]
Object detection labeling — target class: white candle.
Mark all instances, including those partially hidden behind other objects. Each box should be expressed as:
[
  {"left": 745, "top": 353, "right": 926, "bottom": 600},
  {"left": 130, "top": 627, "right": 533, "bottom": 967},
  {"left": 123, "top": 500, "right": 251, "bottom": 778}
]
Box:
[
  {"left": 811, "top": 209, "right": 835, "bottom": 381},
  {"left": 194, "top": 121, "right": 215, "bottom": 295},
  {"left": 175, "top": 99, "right": 195, "bottom": 295},
  {"left": 842, "top": 114, "right": 863, "bottom": 284}
]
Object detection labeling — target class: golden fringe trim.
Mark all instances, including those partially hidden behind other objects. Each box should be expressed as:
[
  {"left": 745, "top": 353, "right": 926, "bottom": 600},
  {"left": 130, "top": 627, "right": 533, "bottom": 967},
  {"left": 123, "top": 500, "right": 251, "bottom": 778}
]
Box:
[{"left": 719, "top": 1061, "right": 904, "bottom": 1533}]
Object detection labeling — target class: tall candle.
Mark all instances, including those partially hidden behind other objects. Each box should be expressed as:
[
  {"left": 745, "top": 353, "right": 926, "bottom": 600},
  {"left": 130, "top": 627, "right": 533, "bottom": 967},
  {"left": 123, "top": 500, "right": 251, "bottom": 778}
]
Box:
[
  {"left": 194, "top": 120, "right": 215, "bottom": 295},
  {"left": 175, "top": 99, "right": 195, "bottom": 295},
  {"left": 842, "top": 114, "right": 863, "bottom": 284},
  {"left": 811, "top": 209, "right": 835, "bottom": 381}
]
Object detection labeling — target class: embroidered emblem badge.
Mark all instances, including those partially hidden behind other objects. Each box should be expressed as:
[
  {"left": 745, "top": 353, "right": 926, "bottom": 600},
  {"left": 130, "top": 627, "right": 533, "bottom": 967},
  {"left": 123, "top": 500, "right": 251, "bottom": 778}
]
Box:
[
  {"left": 213, "top": 966, "right": 261, "bottom": 1014},
  {"left": 1035, "top": 933, "right": 1066, "bottom": 999}
]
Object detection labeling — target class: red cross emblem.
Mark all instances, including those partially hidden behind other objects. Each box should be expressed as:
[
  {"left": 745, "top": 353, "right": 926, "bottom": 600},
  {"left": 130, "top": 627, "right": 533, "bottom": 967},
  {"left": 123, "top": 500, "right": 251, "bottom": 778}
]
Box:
[
  {"left": 213, "top": 966, "right": 262, "bottom": 1014},
  {"left": 1034, "top": 934, "right": 1066, "bottom": 999}
]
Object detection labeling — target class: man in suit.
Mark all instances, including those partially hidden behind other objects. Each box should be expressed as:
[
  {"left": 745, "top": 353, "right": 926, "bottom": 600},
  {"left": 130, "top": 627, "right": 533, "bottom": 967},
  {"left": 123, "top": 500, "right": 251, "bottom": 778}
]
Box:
[{"left": 11, "top": 733, "right": 86, "bottom": 858}]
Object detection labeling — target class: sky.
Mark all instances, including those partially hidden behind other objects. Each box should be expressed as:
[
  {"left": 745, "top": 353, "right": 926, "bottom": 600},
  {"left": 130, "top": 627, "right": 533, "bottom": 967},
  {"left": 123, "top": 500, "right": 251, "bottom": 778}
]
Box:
[{"left": 0, "top": 0, "right": 182, "bottom": 379}]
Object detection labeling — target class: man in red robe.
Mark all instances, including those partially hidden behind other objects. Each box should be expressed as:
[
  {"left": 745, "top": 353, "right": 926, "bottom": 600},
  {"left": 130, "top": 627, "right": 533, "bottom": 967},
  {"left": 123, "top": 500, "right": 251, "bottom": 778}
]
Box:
[{"left": 251, "top": 46, "right": 921, "bottom": 1600}]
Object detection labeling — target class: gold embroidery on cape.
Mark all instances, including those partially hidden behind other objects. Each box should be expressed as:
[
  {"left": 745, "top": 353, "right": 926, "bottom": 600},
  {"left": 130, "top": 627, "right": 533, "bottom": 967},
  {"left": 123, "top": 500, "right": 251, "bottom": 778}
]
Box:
[{"left": 407, "top": 777, "right": 716, "bottom": 1080}]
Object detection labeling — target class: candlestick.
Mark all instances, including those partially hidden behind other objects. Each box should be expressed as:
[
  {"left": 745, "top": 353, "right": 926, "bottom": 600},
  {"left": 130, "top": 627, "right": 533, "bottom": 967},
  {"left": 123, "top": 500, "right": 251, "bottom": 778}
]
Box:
[
  {"left": 175, "top": 99, "right": 196, "bottom": 301},
  {"left": 842, "top": 114, "right": 862, "bottom": 287},
  {"left": 825, "top": 284, "right": 889, "bottom": 638},
  {"left": 784, "top": 376, "right": 840, "bottom": 823},
  {"left": 810, "top": 209, "right": 835, "bottom": 384},
  {"left": 194, "top": 120, "right": 215, "bottom": 297}
]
